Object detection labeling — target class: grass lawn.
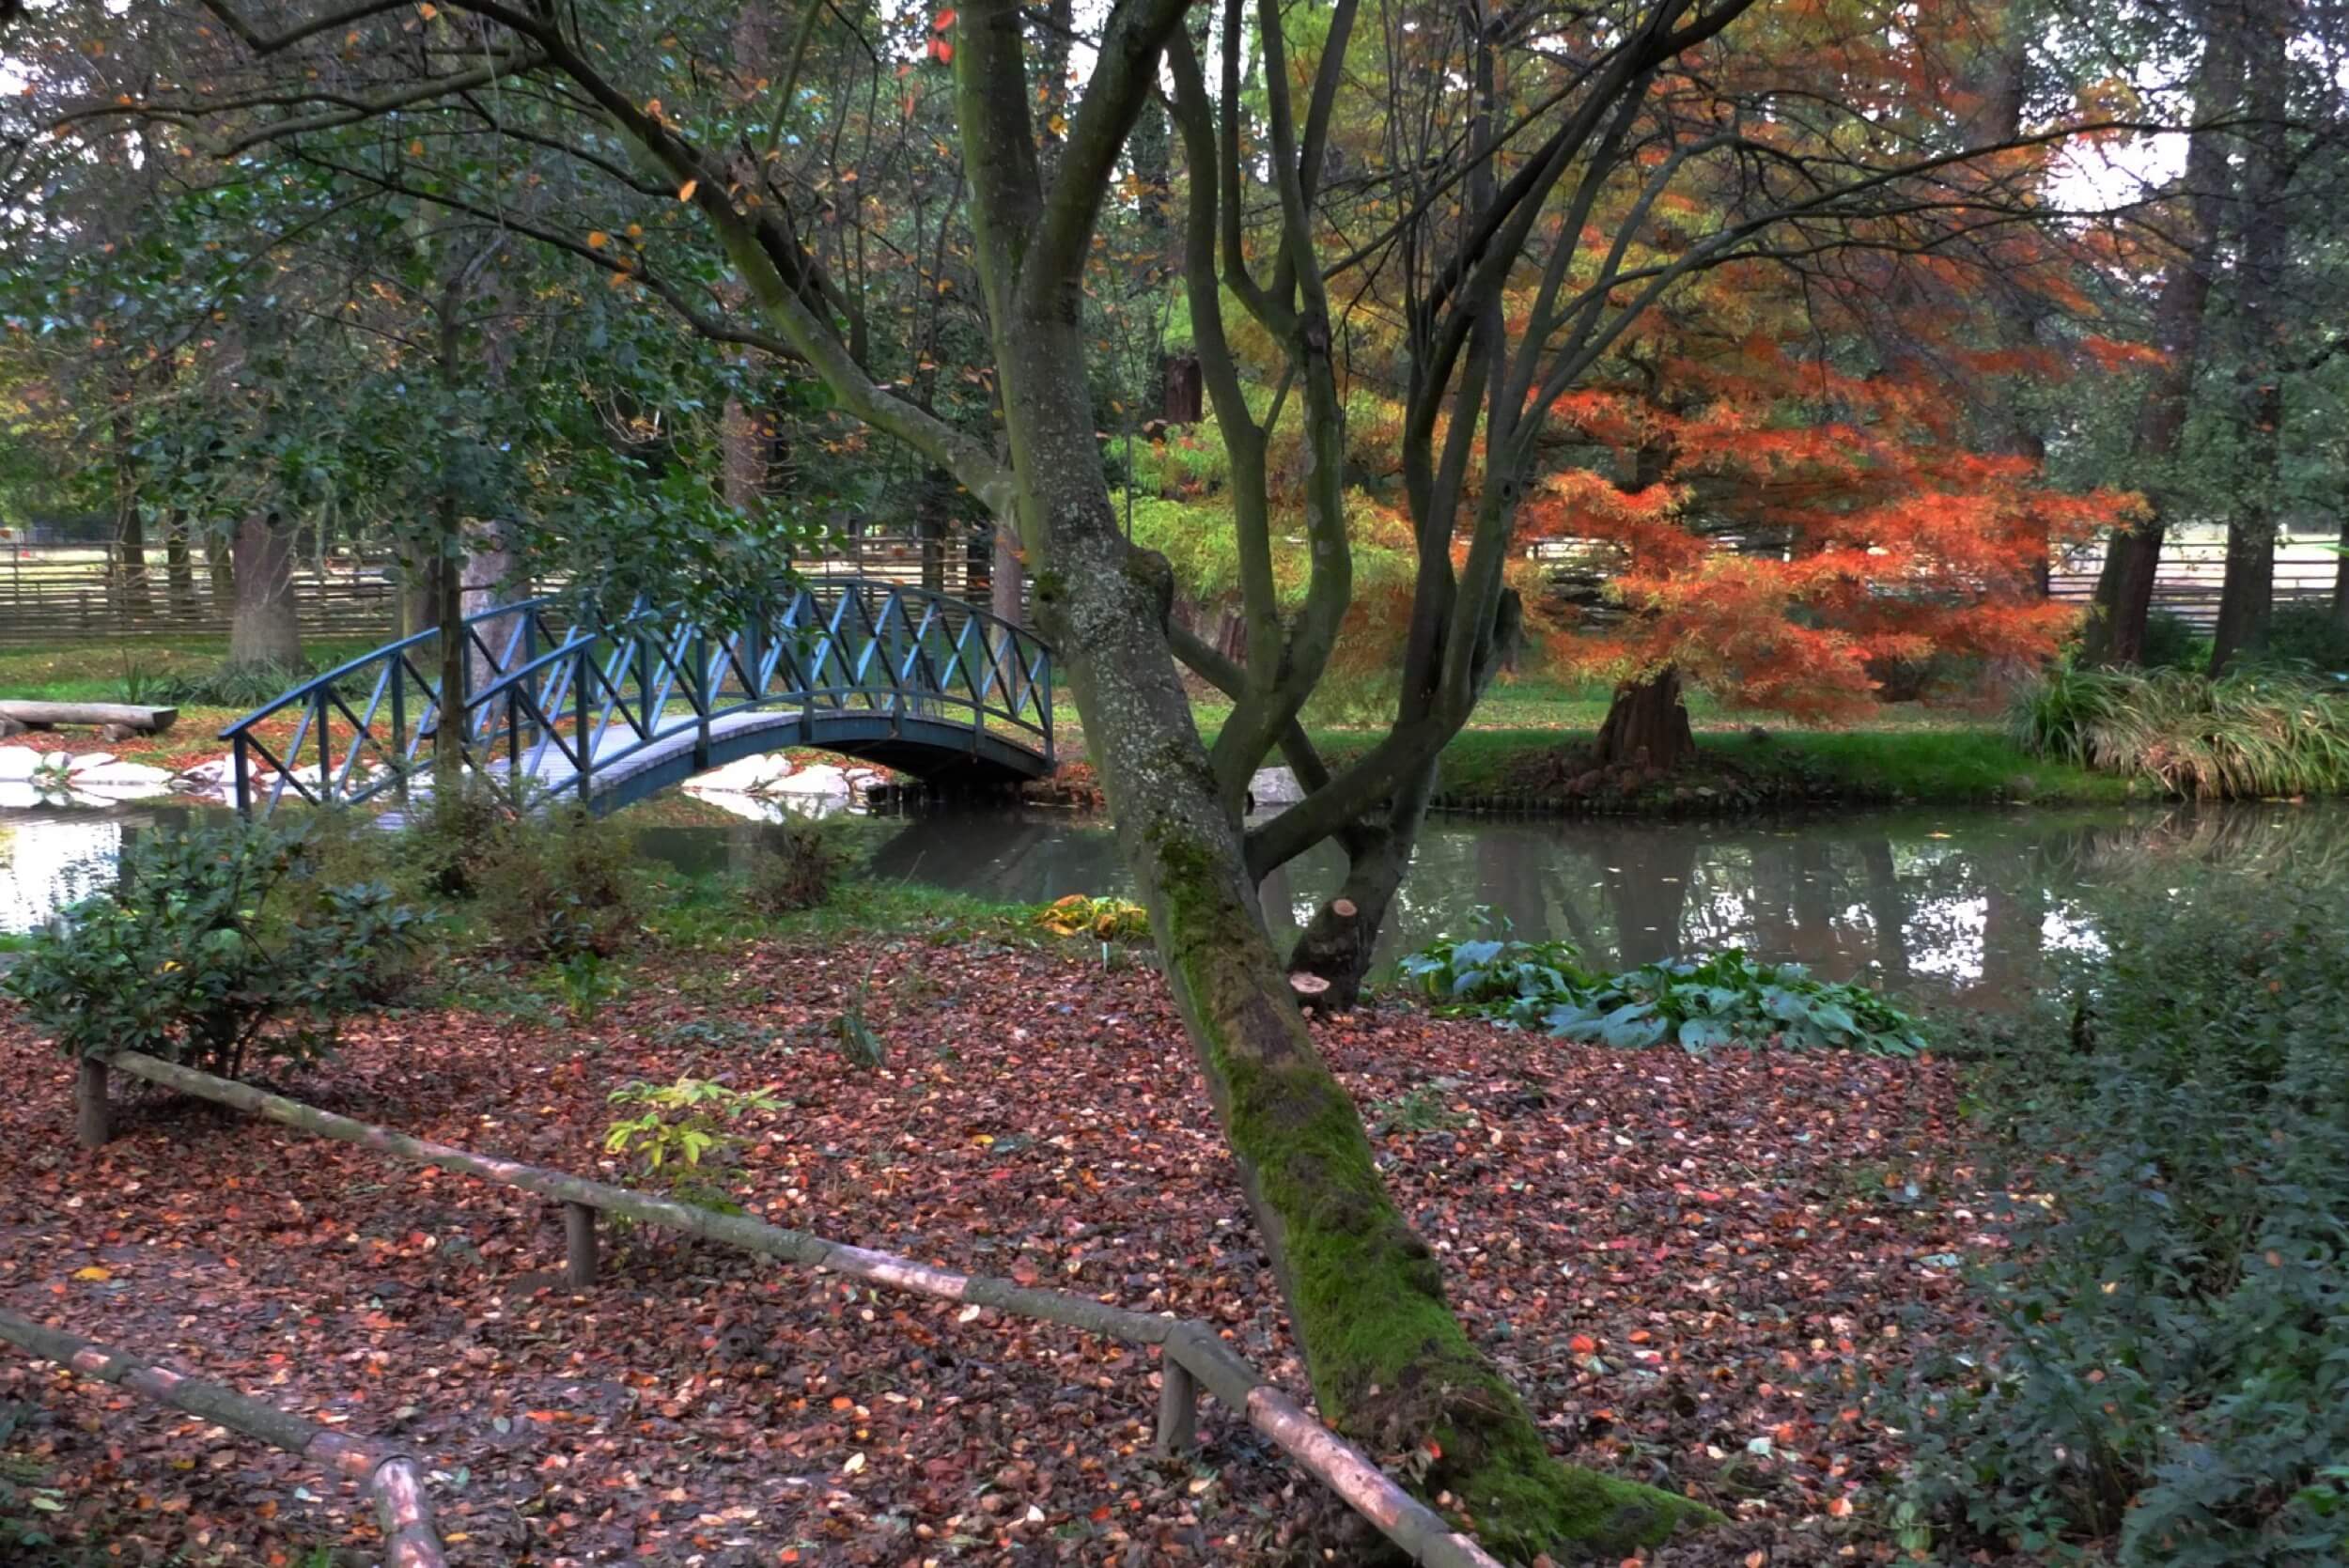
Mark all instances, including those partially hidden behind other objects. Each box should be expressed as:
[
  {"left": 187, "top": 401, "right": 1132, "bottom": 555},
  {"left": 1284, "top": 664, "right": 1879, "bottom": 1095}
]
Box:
[{"left": 5, "top": 637, "right": 2121, "bottom": 807}]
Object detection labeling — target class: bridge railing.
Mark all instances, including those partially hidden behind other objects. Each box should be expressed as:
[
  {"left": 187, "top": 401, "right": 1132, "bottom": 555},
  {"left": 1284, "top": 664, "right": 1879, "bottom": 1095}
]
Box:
[
  {"left": 217, "top": 598, "right": 568, "bottom": 815},
  {"left": 221, "top": 577, "right": 1053, "bottom": 815}
]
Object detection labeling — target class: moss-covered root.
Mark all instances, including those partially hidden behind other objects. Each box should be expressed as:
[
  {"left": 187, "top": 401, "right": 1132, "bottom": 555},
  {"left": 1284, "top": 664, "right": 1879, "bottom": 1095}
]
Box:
[{"left": 1432, "top": 1405, "right": 1719, "bottom": 1562}]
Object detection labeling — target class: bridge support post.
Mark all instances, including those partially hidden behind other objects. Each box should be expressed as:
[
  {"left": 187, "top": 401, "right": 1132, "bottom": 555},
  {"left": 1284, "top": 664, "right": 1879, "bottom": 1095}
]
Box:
[
  {"left": 1156, "top": 1354, "right": 1198, "bottom": 1454},
  {"left": 563, "top": 1201, "right": 598, "bottom": 1289}
]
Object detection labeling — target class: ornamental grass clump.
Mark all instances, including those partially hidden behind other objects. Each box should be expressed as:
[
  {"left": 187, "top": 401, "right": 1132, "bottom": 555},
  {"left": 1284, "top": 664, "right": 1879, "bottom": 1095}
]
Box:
[{"left": 2011, "top": 663, "right": 2349, "bottom": 799}]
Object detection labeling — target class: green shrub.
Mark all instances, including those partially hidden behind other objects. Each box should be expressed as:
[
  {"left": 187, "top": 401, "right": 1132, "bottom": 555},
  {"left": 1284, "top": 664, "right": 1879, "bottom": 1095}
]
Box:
[
  {"left": 740, "top": 820, "right": 846, "bottom": 915},
  {"left": 603, "top": 1076, "right": 781, "bottom": 1212},
  {"left": 2262, "top": 602, "right": 2349, "bottom": 675},
  {"left": 2138, "top": 609, "right": 2209, "bottom": 673},
  {"left": 1895, "top": 875, "right": 2349, "bottom": 1566},
  {"left": 0, "top": 823, "right": 428, "bottom": 1077},
  {"left": 2010, "top": 663, "right": 2349, "bottom": 798},
  {"left": 1401, "top": 923, "right": 1925, "bottom": 1054},
  {"left": 469, "top": 805, "right": 646, "bottom": 958},
  {"left": 153, "top": 659, "right": 313, "bottom": 710}
]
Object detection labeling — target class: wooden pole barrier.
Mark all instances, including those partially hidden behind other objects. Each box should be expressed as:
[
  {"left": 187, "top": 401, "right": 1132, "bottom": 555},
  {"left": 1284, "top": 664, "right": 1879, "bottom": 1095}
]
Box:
[
  {"left": 98, "top": 1051, "right": 1507, "bottom": 1568},
  {"left": 74, "top": 1057, "right": 108, "bottom": 1149},
  {"left": 0, "top": 1307, "right": 447, "bottom": 1568},
  {"left": 1156, "top": 1354, "right": 1198, "bottom": 1455},
  {"left": 563, "top": 1200, "right": 598, "bottom": 1289}
]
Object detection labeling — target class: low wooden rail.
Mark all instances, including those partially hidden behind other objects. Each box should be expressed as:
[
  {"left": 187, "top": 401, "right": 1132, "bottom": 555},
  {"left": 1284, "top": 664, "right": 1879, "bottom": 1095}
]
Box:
[
  {"left": 0, "top": 1306, "right": 446, "bottom": 1568},
  {"left": 77, "top": 1052, "right": 1504, "bottom": 1568}
]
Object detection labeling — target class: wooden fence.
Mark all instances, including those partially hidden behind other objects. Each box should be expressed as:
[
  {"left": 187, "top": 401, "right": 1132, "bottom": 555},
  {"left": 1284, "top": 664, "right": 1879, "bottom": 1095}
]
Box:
[
  {"left": 2047, "top": 531, "right": 2341, "bottom": 631},
  {"left": 0, "top": 1304, "right": 448, "bottom": 1568},
  {"left": 0, "top": 533, "right": 1003, "bottom": 649},
  {"left": 71, "top": 1050, "right": 1508, "bottom": 1568}
]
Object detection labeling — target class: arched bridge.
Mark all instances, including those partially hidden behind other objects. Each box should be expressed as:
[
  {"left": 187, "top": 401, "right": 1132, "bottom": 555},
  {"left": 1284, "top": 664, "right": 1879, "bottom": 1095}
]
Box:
[{"left": 221, "top": 577, "right": 1054, "bottom": 817}]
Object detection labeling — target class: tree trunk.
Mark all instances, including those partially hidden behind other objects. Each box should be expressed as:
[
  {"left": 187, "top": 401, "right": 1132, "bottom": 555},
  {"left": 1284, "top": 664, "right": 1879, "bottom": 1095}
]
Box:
[
  {"left": 955, "top": 10, "right": 1703, "bottom": 1549},
  {"left": 1284, "top": 758, "right": 1438, "bottom": 1012},
  {"left": 1594, "top": 667, "right": 1697, "bottom": 770},
  {"left": 722, "top": 394, "right": 769, "bottom": 512},
  {"left": 2083, "top": 17, "right": 2240, "bottom": 666},
  {"left": 2206, "top": 1, "right": 2290, "bottom": 675},
  {"left": 2333, "top": 513, "right": 2349, "bottom": 628},
  {"left": 163, "top": 510, "right": 195, "bottom": 611},
  {"left": 461, "top": 517, "right": 520, "bottom": 693},
  {"left": 207, "top": 532, "right": 234, "bottom": 606},
  {"left": 227, "top": 512, "right": 302, "bottom": 671},
  {"left": 111, "top": 399, "right": 152, "bottom": 618}
]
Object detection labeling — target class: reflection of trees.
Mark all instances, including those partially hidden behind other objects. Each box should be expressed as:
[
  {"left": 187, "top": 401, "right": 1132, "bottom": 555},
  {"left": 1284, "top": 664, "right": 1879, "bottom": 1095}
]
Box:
[
  {"left": 623, "top": 802, "right": 2349, "bottom": 1000},
  {"left": 1600, "top": 831, "right": 1697, "bottom": 966},
  {"left": 863, "top": 812, "right": 1129, "bottom": 903}
]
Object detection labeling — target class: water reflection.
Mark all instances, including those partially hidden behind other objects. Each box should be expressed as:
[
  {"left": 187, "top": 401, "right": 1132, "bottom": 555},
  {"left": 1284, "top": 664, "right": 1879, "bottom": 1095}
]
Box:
[
  {"left": 8, "top": 799, "right": 2347, "bottom": 1004},
  {"left": 806, "top": 802, "right": 2349, "bottom": 999}
]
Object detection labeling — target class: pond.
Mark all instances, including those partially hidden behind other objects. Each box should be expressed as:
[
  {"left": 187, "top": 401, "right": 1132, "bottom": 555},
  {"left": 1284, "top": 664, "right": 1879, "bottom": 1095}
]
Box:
[{"left": 14, "top": 795, "right": 2336, "bottom": 1000}]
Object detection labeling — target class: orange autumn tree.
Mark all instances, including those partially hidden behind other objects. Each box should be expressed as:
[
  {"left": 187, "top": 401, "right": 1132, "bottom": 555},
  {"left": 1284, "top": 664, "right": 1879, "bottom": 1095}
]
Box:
[{"left": 1517, "top": 244, "right": 2139, "bottom": 769}]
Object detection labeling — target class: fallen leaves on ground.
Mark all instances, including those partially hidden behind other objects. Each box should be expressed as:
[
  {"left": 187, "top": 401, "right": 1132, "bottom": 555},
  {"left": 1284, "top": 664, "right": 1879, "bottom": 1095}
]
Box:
[{"left": 0, "top": 934, "right": 1991, "bottom": 1566}]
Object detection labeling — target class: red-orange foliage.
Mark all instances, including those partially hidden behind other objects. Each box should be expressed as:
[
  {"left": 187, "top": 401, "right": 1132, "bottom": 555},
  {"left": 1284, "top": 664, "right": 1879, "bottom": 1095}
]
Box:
[{"left": 1519, "top": 261, "right": 2139, "bottom": 721}]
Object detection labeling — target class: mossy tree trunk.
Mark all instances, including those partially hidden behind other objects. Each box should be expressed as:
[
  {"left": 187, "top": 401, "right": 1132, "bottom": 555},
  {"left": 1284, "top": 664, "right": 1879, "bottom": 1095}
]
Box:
[
  {"left": 335, "top": 0, "right": 1729, "bottom": 1553},
  {"left": 948, "top": 9, "right": 1709, "bottom": 1556}
]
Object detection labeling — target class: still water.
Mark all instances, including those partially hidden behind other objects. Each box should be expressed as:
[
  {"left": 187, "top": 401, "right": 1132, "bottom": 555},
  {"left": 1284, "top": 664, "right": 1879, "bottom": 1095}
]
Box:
[
  {"left": 644, "top": 800, "right": 2344, "bottom": 999},
  {"left": 8, "top": 800, "right": 2342, "bottom": 998}
]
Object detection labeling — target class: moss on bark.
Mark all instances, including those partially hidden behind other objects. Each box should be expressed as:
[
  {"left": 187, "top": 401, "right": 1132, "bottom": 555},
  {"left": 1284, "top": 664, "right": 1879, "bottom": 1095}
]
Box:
[{"left": 1146, "top": 829, "right": 1718, "bottom": 1561}]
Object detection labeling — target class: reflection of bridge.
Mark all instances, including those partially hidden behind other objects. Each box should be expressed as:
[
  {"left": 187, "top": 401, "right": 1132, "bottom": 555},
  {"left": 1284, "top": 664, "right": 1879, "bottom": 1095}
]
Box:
[{"left": 221, "top": 578, "right": 1054, "bottom": 816}]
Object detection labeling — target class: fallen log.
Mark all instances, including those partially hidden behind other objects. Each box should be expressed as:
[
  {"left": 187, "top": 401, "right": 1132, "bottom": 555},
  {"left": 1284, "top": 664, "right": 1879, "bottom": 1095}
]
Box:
[
  {"left": 90, "top": 1050, "right": 1506, "bottom": 1568},
  {"left": 0, "top": 701, "right": 179, "bottom": 741},
  {"left": 0, "top": 1306, "right": 446, "bottom": 1568}
]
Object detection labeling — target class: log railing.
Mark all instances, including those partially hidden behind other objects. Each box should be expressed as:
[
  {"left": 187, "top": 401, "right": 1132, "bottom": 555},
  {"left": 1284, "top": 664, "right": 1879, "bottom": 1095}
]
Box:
[
  {"left": 75, "top": 1051, "right": 1504, "bottom": 1568},
  {"left": 0, "top": 1307, "right": 446, "bottom": 1568}
]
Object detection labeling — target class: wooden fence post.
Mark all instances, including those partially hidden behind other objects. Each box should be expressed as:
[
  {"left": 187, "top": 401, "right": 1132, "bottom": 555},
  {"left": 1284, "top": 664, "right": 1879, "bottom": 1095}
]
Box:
[
  {"left": 564, "top": 1200, "right": 598, "bottom": 1288},
  {"left": 1156, "top": 1353, "right": 1198, "bottom": 1455},
  {"left": 75, "top": 1057, "right": 109, "bottom": 1149}
]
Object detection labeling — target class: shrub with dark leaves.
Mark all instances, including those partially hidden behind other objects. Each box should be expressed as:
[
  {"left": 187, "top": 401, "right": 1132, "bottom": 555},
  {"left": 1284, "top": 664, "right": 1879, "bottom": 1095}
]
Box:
[
  {"left": 1895, "top": 876, "right": 2349, "bottom": 1566},
  {"left": 0, "top": 823, "right": 428, "bottom": 1078},
  {"left": 468, "top": 804, "right": 646, "bottom": 958}
]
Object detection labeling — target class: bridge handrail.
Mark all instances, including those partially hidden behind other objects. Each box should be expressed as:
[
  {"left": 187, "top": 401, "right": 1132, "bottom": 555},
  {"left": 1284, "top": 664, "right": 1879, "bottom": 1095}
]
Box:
[
  {"left": 214, "top": 596, "right": 556, "bottom": 739},
  {"left": 219, "top": 577, "right": 1052, "bottom": 815}
]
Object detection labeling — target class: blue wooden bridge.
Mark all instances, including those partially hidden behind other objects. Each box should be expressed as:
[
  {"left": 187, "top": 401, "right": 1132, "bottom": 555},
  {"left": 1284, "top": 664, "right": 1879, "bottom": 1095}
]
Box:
[{"left": 221, "top": 577, "right": 1055, "bottom": 816}]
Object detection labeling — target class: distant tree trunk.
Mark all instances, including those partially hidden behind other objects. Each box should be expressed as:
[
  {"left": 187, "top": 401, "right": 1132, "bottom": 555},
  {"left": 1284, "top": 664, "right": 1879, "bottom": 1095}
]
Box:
[
  {"left": 722, "top": 394, "right": 768, "bottom": 512},
  {"left": 1594, "top": 667, "right": 1697, "bottom": 770},
  {"left": 227, "top": 511, "right": 302, "bottom": 670},
  {"left": 2207, "top": 1, "right": 2291, "bottom": 675},
  {"left": 206, "top": 533, "right": 233, "bottom": 606},
  {"left": 110, "top": 397, "right": 152, "bottom": 618},
  {"left": 2084, "top": 17, "right": 2241, "bottom": 665},
  {"left": 163, "top": 511, "right": 195, "bottom": 611},
  {"left": 2334, "top": 513, "right": 2349, "bottom": 628},
  {"left": 461, "top": 518, "right": 521, "bottom": 692}
]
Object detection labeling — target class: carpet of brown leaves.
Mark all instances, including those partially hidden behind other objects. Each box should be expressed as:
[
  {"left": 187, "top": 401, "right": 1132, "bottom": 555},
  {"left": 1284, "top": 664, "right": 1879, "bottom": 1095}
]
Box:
[{"left": 0, "top": 934, "right": 1984, "bottom": 1567}]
